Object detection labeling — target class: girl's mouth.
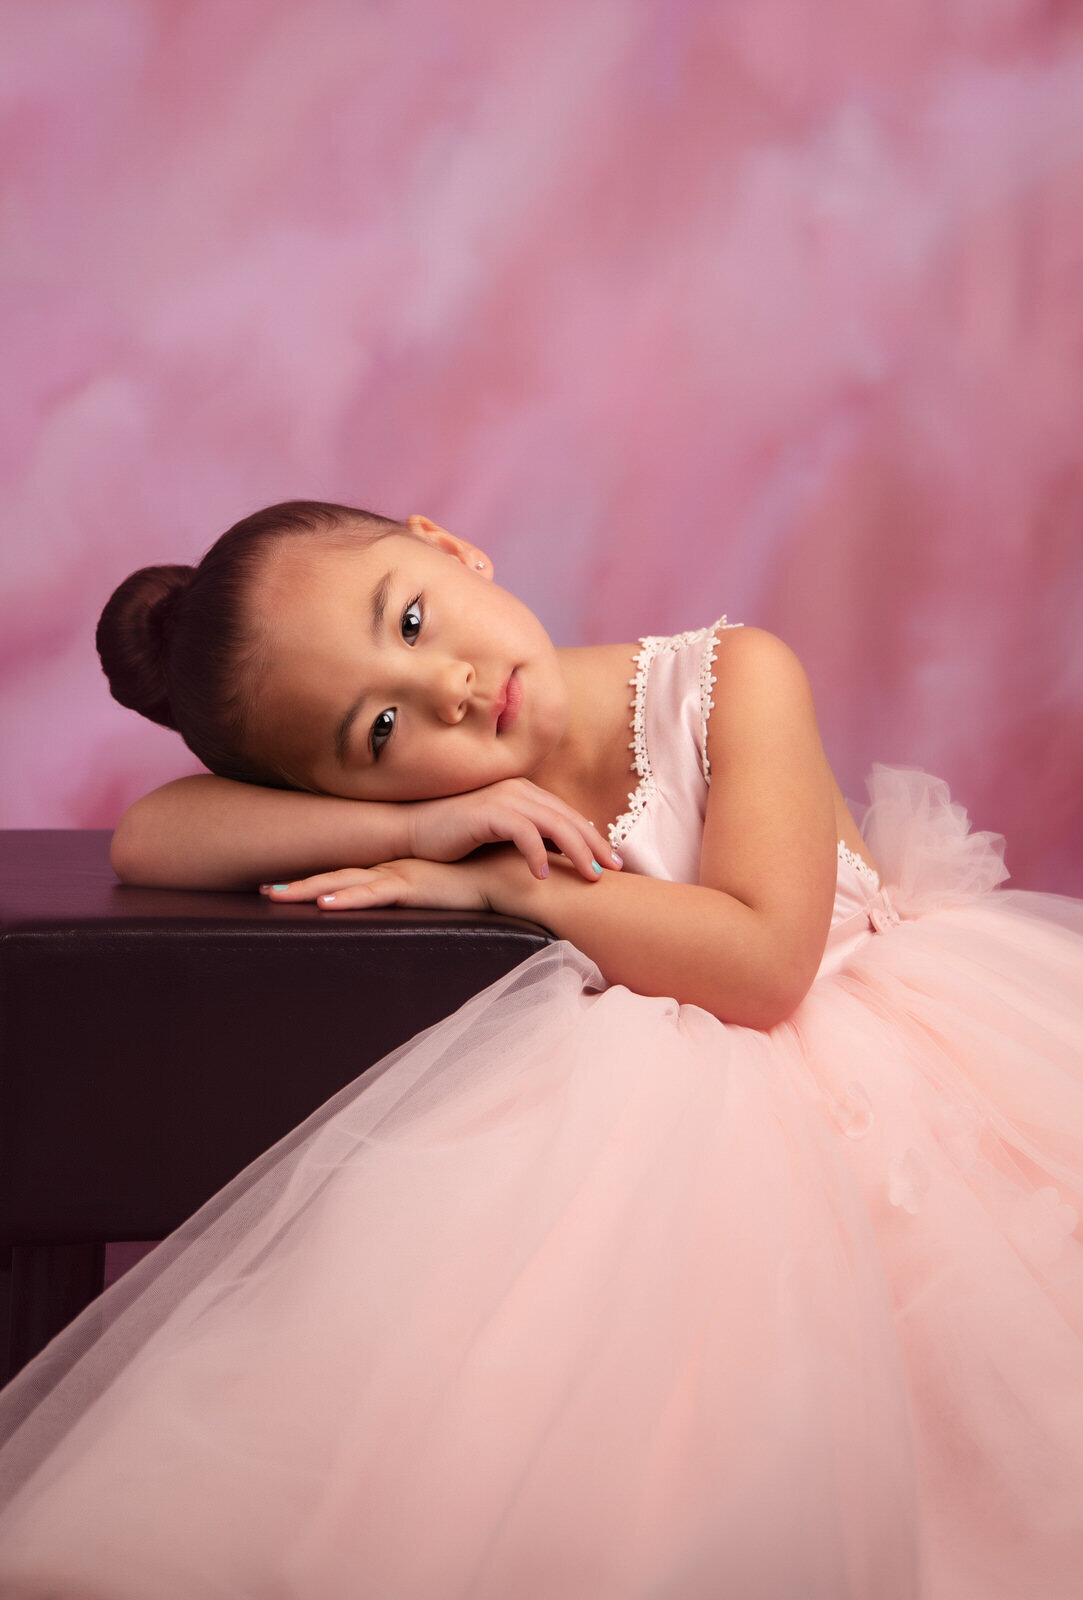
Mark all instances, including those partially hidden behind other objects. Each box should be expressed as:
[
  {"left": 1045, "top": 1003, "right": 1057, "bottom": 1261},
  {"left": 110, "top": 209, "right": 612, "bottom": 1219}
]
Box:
[{"left": 496, "top": 670, "right": 522, "bottom": 735}]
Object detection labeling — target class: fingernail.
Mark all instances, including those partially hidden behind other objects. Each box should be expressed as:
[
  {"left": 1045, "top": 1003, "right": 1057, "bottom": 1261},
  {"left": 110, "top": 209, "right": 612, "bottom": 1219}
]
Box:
[
  {"left": 272, "top": 884, "right": 290, "bottom": 891},
  {"left": 591, "top": 859, "right": 603, "bottom": 875},
  {"left": 319, "top": 893, "right": 336, "bottom": 904},
  {"left": 538, "top": 862, "right": 550, "bottom": 878},
  {"left": 611, "top": 851, "right": 623, "bottom": 867}
]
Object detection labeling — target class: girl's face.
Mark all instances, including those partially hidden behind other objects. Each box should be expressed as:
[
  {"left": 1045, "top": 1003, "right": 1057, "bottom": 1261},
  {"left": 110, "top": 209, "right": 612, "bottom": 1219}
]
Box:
[{"left": 246, "top": 517, "right": 570, "bottom": 800}]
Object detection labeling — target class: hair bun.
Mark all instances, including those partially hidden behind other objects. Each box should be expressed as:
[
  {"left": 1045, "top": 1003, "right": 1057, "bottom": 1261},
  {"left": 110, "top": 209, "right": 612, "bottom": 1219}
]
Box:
[{"left": 96, "top": 564, "right": 195, "bottom": 728}]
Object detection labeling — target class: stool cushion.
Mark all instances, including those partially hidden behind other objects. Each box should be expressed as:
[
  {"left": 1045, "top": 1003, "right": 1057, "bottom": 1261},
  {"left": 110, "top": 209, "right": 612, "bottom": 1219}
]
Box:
[{"left": 0, "top": 831, "right": 552, "bottom": 1242}]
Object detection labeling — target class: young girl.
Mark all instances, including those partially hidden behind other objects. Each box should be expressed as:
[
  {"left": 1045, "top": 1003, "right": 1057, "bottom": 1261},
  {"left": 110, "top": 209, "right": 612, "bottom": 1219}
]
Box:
[{"left": 0, "top": 500, "right": 1080, "bottom": 1599}]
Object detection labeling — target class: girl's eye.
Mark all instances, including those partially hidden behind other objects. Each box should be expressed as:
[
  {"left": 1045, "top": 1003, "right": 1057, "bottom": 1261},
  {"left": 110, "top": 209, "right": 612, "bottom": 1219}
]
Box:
[
  {"left": 370, "top": 707, "right": 396, "bottom": 759},
  {"left": 401, "top": 595, "right": 423, "bottom": 643},
  {"left": 370, "top": 597, "right": 422, "bottom": 757}
]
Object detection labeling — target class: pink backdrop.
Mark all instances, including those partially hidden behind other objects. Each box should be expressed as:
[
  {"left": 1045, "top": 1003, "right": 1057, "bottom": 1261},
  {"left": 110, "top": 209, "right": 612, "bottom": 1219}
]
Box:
[{"left": 2, "top": 0, "right": 1081, "bottom": 890}]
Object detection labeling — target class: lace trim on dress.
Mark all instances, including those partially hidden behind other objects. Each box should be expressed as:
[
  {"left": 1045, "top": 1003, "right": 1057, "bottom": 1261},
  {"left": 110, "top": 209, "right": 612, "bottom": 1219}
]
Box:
[
  {"left": 608, "top": 618, "right": 739, "bottom": 850},
  {"left": 699, "top": 621, "right": 742, "bottom": 782},
  {"left": 605, "top": 619, "right": 886, "bottom": 894},
  {"left": 837, "top": 841, "right": 881, "bottom": 888}
]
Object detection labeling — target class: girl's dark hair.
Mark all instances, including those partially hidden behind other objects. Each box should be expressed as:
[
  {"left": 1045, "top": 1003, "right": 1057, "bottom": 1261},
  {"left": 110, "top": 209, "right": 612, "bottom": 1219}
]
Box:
[{"left": 96, "top": 500, "right": 403, "bottom": 787}]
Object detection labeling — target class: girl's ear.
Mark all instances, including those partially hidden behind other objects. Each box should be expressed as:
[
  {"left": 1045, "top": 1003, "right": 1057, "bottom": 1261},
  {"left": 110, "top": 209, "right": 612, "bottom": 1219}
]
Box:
[{"left": 404, "top": 514, "right": 493, "bottom": 580}]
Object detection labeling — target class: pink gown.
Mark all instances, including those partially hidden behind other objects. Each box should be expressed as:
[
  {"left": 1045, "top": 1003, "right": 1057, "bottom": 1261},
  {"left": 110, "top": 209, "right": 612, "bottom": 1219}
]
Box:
[{"left": 0, "top": 620, "right": 1081, "bottom": 1600}]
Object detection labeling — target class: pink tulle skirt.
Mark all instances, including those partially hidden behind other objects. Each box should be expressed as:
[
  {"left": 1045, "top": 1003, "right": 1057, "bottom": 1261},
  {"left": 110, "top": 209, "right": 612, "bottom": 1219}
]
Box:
[{"left": 0, "top": 769, "right": 1081, "bottom": 1599}]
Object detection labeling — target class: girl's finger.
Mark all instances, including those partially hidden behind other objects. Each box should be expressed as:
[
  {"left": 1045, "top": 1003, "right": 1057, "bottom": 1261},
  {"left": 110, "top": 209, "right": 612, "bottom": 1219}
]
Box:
[
  {"left": 582, "top": 817, "right": 622, "bottom": 869},
  {"left": 505, "top": 783, "right": 621, "bottom": 871},
  {"left": 266, "top": 869, "right": 374, "bottom": 902},
  {"left": 499, "top": 817, "right": 551, "bottom": 880},
  {"left": 501, "top": 806, "right": 581, "bottom": 879},
  {"left": 587, "top": 825, "right": 623, "bottom": 870},
  {"left": 315, "top": 878, "right": 404, "bottom": 911},
  {"left": 537, "top": 810, "right": 621, "bottom": 881},
  {"left": 536, "top": 798, "right": 623, "bottom": 871}
]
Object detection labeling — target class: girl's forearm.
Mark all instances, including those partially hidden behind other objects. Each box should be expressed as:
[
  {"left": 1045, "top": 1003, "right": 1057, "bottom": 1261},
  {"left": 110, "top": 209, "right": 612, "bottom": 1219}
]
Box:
[
  {"left": 111, "top": 775, "right": 411, "bottom": 891},
  {"left": 485, "top": 855, "right": 823, "bottom": 1031}
]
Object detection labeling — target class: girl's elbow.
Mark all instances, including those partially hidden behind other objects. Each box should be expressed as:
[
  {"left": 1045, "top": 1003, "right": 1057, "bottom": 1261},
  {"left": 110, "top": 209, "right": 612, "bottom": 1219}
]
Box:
[
  {"left": 749, "top": 913, "right": 830, "bottom": 1028},
  {"left": 761, "top": 978, "right": 814, "bottom": 1029},
  {"left": 109, "top": 804, "right": 153, "bottom": 885},
  {"left": 733, "top": 952, "right": 820, "bottom": 1031},
  {"left": 109, "top": 818, "right": 138, "bottom": 884},
  {"left": 732, "top": 986, "right": 805, "bottom": 1031}
]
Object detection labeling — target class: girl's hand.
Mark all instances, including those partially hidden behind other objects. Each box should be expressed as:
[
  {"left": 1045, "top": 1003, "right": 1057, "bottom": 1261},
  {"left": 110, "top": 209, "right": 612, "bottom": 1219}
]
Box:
[
  {"left": 262, "top": 854, "right": 497, "bottom": 914},
  {"left": 402, "top": 780, "right": 622, "bottom": 882}
]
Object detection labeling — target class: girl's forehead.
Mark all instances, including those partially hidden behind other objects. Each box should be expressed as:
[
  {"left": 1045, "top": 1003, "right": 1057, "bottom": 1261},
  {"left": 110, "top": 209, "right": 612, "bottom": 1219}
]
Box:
[
  {"left": 264, "top": 533, "right": 382, "bottom": 588},
  {"left": 249, "top": 531, "right": 434, "bottom": 674},
  {"left": 253, "top": 533, "right": 398, "bottom": 621}
]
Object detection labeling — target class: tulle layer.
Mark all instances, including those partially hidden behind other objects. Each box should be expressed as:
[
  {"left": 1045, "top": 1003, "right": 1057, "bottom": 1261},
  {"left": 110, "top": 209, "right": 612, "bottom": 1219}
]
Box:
[
  {"left": 860, "top": 762, "right": 1011, "bottom": 910},
  {"left": 0, "top": 770, "right": 1081, "bottom": 1600}
]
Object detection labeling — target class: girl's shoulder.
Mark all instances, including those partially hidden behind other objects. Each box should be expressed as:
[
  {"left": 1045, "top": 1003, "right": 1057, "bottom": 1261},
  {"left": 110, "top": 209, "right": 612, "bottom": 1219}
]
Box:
[
  {"left": 704, "top": 625, "right": 820, "bottom": 760},
  {"left": 698, "top": 624, "right": 838, "bottom": 944},
  {"left": 602, "top": 618, "right": 833, "bottom": 894},
  {"left": 632, "top": 618, "right": 810, "bottom": 731},
  {"left": 635, "top": 618, "right": 817, "bottom": 785}
]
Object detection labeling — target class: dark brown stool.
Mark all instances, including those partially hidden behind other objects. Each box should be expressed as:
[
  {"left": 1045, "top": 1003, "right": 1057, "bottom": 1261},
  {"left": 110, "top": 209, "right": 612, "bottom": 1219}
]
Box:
[{"left": 0, "top": 830, "right": 553, "bottom": 1383}]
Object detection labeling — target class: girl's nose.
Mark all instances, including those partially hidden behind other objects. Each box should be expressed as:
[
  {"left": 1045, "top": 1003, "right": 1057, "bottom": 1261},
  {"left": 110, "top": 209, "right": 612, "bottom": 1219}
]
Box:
[{"left": 432, "top": 660, "right": 474, "bottom": 725}]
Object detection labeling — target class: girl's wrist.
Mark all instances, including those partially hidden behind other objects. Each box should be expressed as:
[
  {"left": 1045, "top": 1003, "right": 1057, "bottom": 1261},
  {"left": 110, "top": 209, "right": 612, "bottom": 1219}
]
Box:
[
  {"left": 477, "top": 844, "right": 545, "bottom": 918},
  {"left": 400, "top": 801, "right": 421, "bottom": 860},
  {"left": 482, "top": 847, "right": 597, "bottom": 924}
]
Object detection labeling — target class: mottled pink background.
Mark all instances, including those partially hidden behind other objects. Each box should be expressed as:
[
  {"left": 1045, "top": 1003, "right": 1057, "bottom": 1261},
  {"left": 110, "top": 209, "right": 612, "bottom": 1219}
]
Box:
[{"left": 2, "top": 0, "right": 1081, "bottom": 889}]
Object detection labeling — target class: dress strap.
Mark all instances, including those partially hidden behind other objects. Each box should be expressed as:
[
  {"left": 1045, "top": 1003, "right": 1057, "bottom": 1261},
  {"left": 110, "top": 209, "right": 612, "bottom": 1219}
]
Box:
[
  {"left": 609, "top": 618, "right": 740, "bottom": 850},
  {"left": 697, "top": 620, "right": 746, "bottom": 782}
]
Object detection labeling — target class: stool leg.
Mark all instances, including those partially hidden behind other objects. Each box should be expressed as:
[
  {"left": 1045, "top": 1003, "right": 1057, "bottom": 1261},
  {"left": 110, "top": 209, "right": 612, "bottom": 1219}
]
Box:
[{"left": 4, "top": 1242, "right": 106, "bottom": 1384}]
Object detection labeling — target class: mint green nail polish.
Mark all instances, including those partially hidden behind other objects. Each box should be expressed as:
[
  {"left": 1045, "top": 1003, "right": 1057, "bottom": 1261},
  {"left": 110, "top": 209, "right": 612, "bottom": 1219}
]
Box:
[
  {"left": 272, "top": 884, "right": 289, "bottom": 891},
  {"left": 591, "top": 859, "right": 603, "bottom": 874}
]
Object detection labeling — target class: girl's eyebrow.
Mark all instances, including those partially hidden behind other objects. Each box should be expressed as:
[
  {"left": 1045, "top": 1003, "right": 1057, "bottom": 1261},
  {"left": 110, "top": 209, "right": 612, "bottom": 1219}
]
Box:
[
  {"left": 370, "top": 569, "right": 396, "bottom": 639},
  {"left": 334, "top": 693, "right": 366, "bottom": 765},
  {"left": 333, "top": 568, "right": 398, "bottom": 763}
]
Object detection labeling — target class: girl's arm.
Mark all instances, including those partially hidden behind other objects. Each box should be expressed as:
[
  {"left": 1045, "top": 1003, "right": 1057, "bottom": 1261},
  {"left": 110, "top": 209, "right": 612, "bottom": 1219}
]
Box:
[
  {"left": 110, "top": 774, "right": 621, "bottom": 891},
  {"left": 482, "top": 627, "right": 838, "bottom": 1028},
  {"left": 272, "top": 629, "right": 838, "bottom": 1029},
  {"left": 110, "top": 776, "right": 411, "bottom": 891}
]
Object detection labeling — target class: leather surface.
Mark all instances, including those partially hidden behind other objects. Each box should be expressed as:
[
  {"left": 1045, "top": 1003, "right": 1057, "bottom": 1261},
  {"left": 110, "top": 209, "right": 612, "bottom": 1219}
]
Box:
[{"left": 0, "top": 831, "right": 553, "bottom": 1241}]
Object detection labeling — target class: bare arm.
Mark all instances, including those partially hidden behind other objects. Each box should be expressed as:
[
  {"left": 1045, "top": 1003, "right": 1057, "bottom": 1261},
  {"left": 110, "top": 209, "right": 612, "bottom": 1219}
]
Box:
[
  {"left": 480, "top": 628, "right": 838, "bottom": 1027},
  {"left": 110, "top": 773, "right": 623, "bottom": 892},
  {"left": 272, "top": 629, "right": 839, "bottom": 1029},
  {"left": 109, "top": 775, "right": 413, "bottom": 891}
]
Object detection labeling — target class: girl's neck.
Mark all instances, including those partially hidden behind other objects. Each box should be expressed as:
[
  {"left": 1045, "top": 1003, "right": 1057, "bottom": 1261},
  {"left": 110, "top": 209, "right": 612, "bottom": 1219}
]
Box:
[{"left": 529, "top": 643, "right": 640, "bottom": 833}]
